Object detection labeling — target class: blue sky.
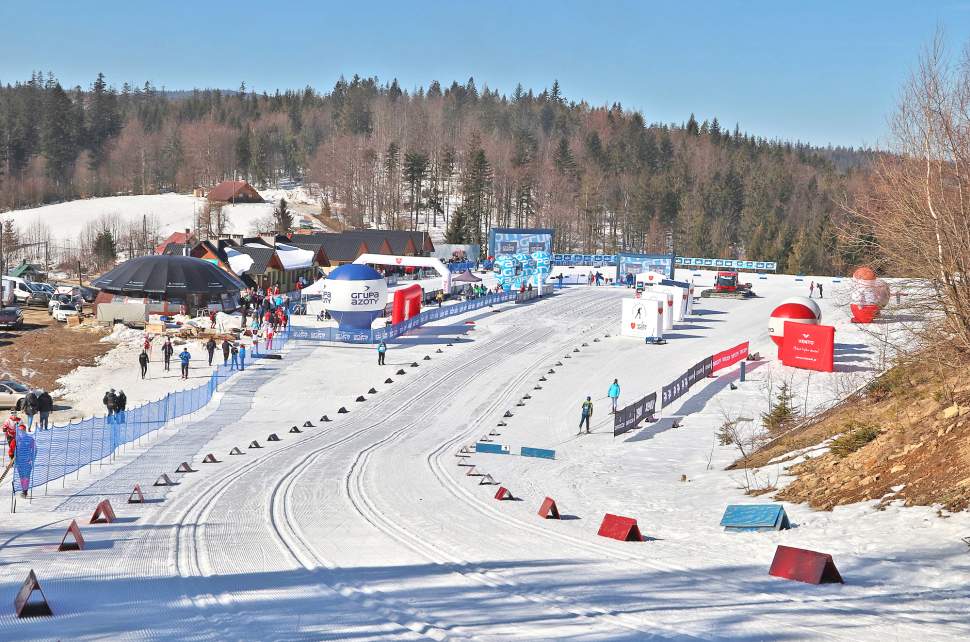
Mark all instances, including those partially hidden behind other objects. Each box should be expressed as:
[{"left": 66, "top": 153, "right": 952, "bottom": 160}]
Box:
[{"left": 2, "top": 1, "right": 969, "bottom": 148}]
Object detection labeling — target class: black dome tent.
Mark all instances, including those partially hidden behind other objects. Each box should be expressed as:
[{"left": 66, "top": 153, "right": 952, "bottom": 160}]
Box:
[{"left": 92, "top": 255, "right": 244, "bottom": 315}]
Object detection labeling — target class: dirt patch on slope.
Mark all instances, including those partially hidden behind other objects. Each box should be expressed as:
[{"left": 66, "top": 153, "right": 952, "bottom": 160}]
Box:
[
  {"left": 0, "top": 320, "right": 111, "bottom": 392},
  {"left": 738, "top": 359, "right": 970, "bottom": 512}
]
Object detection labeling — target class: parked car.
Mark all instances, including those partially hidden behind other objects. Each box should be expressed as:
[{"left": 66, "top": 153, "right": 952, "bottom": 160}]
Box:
[
  {"left": 0, "top": 306, "right": 24, "bottom": 329},
  {"left": 76, "top": 285, "right": 98, "bottom": 303},
  {"left": 48, "top": 298, "right": 80, "bottom": 322},
  {"left": 0, "top": 380, "right": 30, "bottom": 409}
]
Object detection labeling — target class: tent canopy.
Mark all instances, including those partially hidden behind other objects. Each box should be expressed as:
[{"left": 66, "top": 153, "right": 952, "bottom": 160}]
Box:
[
  {"left": 92, "top": 255, "right": 245, "bottom": 295},
  {"left": 452, "top": 269, "right": 482, "bottom": 283}
]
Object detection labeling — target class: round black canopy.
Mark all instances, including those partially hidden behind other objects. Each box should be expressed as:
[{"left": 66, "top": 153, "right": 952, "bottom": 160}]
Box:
[{"left": 92, "top": 255, "right": 245, "bottom": 295}]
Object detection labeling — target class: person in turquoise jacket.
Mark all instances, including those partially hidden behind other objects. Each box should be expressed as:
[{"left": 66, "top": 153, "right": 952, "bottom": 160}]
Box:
[
  {"left": 377, "top": 340, "right": 387, "bottom": 365},
  {"left": 607, "top": 379, "right": 621, "bottom": 413},
  {"left": 178, "top": 348, "right": 191, "bottom": 380}
]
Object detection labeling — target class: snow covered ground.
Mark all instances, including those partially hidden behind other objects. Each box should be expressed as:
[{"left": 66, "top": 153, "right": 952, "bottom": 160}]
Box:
[
  {"left": 3, "top": 192, "right": 326, "bottom": 246},
  {"left": 1, "top": 273, "right": 968, "bottom": 641}
]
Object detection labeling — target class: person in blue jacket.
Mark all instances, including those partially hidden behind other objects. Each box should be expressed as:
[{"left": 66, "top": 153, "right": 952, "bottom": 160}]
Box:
[
  {"left": 377, "top": 340, "right": 387, "bottom": 365},
  {"left": 608, "top": 378, "right": 621, "bottom": 413},
  {"left": 179, "top": 348, "right": 192, "bottom": 380}
]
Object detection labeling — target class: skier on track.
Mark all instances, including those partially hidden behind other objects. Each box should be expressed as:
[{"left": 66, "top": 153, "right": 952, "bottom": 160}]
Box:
[
  {"left": 179, "top": 348, "right": 191, "bottom": 380},
  {"left": 14, "top": 427, "right": 35, "bottom": 497},
  {"left": 2, "top": 410, "right": 24, "bottom": 483},
  {"left": 139, "top": 350, "right": 149, "bottom": 379},
  {"left": 579, "top": 396, "right": 593, "bottom": 434},
  {"left": 608, "top": 379, "right": 621, "bottom": 413}
]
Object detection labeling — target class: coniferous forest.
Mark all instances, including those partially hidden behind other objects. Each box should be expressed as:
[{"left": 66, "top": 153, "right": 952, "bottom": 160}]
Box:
[{"left": 0, "top": 72, "right": 872, "bottom": 273}]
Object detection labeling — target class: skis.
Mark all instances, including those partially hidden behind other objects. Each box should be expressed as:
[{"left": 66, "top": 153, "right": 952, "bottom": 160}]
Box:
[{"left": 0, "top": 458, "right": 13, "bottom": 484}]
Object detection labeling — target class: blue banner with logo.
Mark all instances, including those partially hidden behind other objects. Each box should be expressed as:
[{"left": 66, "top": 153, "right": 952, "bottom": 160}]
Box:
[
  {"left": 290, "top": 291, "right": 518, "bottom": 343},
  {"left": 675, "top": 257, "right": 777, "bottom": 272}
]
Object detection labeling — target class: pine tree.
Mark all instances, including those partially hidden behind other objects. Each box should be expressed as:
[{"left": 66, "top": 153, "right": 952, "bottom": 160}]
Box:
[
  {"left": 460, "top": 140, "right": 492, "bottom": 247},
  {"left": 686, "top": 113, "right": 700, "bottom": 136},
  {"left": 93, "top": 229, "right": 117, "bottom": 268},
  {"left": 41, "top": 82, "right": 79, "bottom": 186},
  {"left": 273, "top": 198, "right": 293, "bottom": 233},
  {"left": 444, "top": 204, "right": 468, "bottom": 243},
  {"left": 553, "top": 137, "right": 575, "bottom": 176},
  {"left": 761, "top": 383, "right": 799, "bottom": 435},
  {"left": 402, "top": 150, "right": 429, "bottom": 229},
  {"left": 86, "top": 72, "right": 121, "bottom": 169},
  {"left": 236, "top": 128, "right": 252, "bottom": 180}
]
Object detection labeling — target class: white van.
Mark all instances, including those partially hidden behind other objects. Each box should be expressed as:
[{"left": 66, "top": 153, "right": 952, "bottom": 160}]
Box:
[{"left": 2, "top": 276, "right": 49, "bottom": 307}]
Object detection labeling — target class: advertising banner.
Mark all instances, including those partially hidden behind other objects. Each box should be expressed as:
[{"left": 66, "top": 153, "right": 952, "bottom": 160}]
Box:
[
  {"left": 675, "top": 257, "right": 778, "bottom": 272},
  {"left": 292, "top": 291, "right": 517, "bottom": 344},
  {"left": 712, "top": 341, "right": 750, "bottom": 372},
  {"left": 616, "top": 252, "right": 675, "bottom": 281},
  {"left": 613, "top": 392, "right": 657, "bottom": 436},
  {"left": 781, "top": 322, "right": 835, "bottom": 372},
  {"left": 488, "top": 227, "right": 555, "bottom": 257},
  {"left": 661, "top": 356, "right": 713, "bottom": 408}
]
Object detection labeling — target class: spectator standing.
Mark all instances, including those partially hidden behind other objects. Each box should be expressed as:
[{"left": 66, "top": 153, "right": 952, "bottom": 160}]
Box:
[
  {"left": 239, "top": 343, "right": 247, "bottom": 371},
  {"left": 37, "top": 390, "right": 53, "bottom": 430},
  {"left": 230, "top": 343, "right": 239, "bottom": 370},
  {"left": 22, "top": 390, "right": 39, "bottom": 430},
  {"left": 221, "top": 339, "right": 231, "bottom": 366},
  {"left": 607, "top": 379, "right": 621, "bottom": 413}
]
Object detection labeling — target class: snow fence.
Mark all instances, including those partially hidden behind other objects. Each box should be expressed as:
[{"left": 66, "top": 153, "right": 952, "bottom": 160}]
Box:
[{"left": 9, "top": 330, "right": 291, "bottom": 495}]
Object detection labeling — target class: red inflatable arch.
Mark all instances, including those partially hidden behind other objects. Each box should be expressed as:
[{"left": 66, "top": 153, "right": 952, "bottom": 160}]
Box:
[{"left": 391, "top": 284, "right": 423, "bottom": 324}]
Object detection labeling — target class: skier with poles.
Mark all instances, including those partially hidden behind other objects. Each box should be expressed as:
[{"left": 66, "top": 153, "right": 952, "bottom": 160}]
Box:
[
  {"left": 579, "top": 396, "right": 593, "bottom": 434},
  {"left": 1, "top": 410, "right": 25, "bottom": 483}
]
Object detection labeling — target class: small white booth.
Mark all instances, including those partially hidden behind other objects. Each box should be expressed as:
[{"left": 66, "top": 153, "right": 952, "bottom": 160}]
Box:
[
  {"left": 641, "top": 290, "right": 675, "bottom": 331},
  {"left": 620, "top": 297, "right": 664, "bottom": 340}
]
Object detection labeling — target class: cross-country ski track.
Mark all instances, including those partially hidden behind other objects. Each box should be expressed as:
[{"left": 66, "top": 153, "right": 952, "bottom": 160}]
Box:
[{"left": 2, "top": 280, "right": 969, "bottom": 641}]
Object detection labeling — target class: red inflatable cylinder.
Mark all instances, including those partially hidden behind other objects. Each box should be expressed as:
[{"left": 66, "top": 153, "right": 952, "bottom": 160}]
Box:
[{"left": 391, "top": 284, "right": 423, "bottom": 324}]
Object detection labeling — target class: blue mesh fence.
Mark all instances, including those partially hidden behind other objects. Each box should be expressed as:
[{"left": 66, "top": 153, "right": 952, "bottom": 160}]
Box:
[{"left": 8, "top": 329, "right": 290, "bottom": 495}]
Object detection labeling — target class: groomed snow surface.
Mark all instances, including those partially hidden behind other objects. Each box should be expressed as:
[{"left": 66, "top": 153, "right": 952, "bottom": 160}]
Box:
[{"left": 2, "top": 272, "right": 969, "bottom": 641}]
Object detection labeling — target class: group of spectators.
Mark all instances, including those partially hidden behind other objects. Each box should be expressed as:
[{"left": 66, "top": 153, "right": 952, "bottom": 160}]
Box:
[
  {"left": 101, "top": 388, "right": 128, "bottom": 420},
  {"left": 10, "top": 388, "right": 54, "bottom": 430}
]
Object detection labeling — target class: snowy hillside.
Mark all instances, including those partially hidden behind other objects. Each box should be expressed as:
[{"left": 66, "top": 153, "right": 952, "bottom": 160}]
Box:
[
  {"left": 0, "top": 273, "right": 968, "bottom": 641},
  {"left": 2, "top": 191, "right": 327, "bottom": 245}
]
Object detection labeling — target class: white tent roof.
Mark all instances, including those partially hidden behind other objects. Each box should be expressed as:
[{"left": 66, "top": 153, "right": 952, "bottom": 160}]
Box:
[
  {"left": 225, "top": 247, "right": 255, "bottom": 275},
  {"left": 275, "top": 243, "right": 314, "bottom": 270}
]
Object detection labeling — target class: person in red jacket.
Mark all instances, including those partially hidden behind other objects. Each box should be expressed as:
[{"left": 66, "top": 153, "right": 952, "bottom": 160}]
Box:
[{"left": 3, "top": 410, "right": 24, "bottom": 460}]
